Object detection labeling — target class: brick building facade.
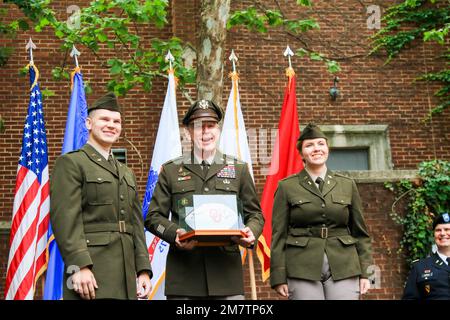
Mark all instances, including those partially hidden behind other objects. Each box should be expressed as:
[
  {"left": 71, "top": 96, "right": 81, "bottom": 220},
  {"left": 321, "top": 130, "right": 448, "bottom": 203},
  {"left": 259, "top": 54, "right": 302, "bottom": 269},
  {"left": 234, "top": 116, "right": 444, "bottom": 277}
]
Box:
[{"left": 1, "top": 1, "right": 448, "bottom": 300}]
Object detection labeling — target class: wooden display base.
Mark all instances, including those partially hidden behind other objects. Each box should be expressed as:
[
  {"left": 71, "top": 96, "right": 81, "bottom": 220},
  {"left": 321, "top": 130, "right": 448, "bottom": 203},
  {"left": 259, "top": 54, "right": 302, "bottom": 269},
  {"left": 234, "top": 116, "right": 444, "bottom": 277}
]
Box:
[{"left": 178, "top": 230, "right": 246, "bottom": 247}]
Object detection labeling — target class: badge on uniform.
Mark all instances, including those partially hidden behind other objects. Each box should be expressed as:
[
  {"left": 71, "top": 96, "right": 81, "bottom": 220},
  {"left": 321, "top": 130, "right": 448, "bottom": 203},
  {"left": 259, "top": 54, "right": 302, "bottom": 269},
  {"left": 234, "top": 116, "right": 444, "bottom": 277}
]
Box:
[
  {"left": 424, "top": 284, "right": 431, "bottom": 294},
  {"left": 180, "top": 198, "right": 189, "bottom": 206},
  {"left": 421, "top": 269, "right": 433, "bottom": 279},
  {"left": 217, "top": 165, "right": 236, "bottom": 178},
  {"left": 443, "top": 212, "right": 450, "bottom": 223},
  {"left": 178, "top": 167, "right": 191, "bottom": 180}
]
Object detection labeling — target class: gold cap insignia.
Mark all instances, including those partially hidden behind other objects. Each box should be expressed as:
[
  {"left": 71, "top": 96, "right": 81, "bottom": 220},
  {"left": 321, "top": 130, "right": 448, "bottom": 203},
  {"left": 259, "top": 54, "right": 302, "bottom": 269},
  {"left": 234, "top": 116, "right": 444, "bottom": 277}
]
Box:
[{"left": 199, "top": 99, "right": 209, "bottom": 109}]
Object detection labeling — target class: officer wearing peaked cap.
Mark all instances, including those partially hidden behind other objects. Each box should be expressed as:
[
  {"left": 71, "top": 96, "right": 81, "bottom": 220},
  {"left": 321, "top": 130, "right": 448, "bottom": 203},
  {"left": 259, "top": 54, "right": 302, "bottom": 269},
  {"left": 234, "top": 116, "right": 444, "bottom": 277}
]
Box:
[
  {"left": 145, "top": 99, "right": 264, "bottom": 299},
  {"left": 182, "top": 99, "right": 223, "bottom": 125},
  {"left": 50, "top": 92, "right": 152, "bottom": 300},
  {"left": 271, "top": 123, "right": 373, "bottom": 300},
  {"left": 403, "top": 212, "right": 450, "bottom": 300}
]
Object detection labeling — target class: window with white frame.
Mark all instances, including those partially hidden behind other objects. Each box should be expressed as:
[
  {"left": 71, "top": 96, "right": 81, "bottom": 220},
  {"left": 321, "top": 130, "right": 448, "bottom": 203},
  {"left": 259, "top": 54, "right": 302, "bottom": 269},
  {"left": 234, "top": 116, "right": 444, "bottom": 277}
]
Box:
[{"left": 300, "top": 124, "right": 392, "bottom": 171}]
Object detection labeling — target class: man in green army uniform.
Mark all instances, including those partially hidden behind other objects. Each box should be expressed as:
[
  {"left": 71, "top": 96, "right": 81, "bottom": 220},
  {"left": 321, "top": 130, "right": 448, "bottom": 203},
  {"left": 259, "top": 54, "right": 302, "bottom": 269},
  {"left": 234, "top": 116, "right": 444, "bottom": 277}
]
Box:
[
  {"left": 145, "top": 99, "right": 264, "bottom": 299},
  {"left": 50, "top": 93, "right": 152, "bottom": 300},
  {"left": 270, "top": 123, "right": 372, "bottom": 300}
]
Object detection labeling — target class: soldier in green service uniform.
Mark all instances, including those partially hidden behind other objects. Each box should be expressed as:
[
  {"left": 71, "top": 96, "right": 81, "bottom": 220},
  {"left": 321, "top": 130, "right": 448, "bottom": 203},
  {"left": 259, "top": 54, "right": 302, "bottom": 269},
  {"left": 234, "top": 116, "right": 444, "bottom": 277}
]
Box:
[
  {"left": 145, "top": 99, "right": 264, "bottom": 299},
  {"left": 50, "top": 92, "right": 152, "bottom": 300},
  {"left": 403, "top": 212, "right": 450, "bottom": 300},
  {"left": 270, "top": 123, "right": 373, "bottom": 300}
]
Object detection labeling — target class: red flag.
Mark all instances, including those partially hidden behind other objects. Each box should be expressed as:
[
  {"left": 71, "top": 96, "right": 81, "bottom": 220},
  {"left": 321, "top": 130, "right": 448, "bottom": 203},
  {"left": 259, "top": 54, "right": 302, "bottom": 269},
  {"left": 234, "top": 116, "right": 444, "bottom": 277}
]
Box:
[
  {"left": 5, "top": 64, "right": 50, "bottom": 299},
  {"left": 256, "top": 68, "right": 303, "bottom": 281}
]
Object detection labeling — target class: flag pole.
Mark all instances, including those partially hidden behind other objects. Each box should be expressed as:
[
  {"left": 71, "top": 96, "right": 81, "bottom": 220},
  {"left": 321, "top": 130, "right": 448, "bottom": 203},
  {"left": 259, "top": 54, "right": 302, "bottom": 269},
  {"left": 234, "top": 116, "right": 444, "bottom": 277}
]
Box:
[
  {"left": 283, "top": 45, "right": 293, "bottom": 69},
  {"left": 229, "top": 50, "right": 258, "bottom": 300},
  {"left": 25, "top": 37, "right": 46, "bottom": 294},
  {"left": 70, "top": 45, "right": 80, "bottom": 68},
  {"left": 26, "top": 37, "right": 45, "bottom": 297},
  {"left": 26, "top": 38, "right": 36, "bottom": 65},
  {"left": 70, "top": 46, "right": 81, "bottom": 91},
  {"left": 165, "top": 50, "right": 174, "bottom": 71},
  {"left": 284, "top": 46, "right": 295, "bottom": 84},
  {"left": 247, "top": 250, "right": 257, "bottom": 300}
]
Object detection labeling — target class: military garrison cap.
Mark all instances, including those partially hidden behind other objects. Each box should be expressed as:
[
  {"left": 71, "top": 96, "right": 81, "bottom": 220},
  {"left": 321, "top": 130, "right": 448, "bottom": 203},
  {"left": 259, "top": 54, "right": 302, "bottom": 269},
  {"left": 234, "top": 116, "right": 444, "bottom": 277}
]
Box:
[
  {"left": 297, "top": 123, "right": 328, "bottom": 151},
  {"left": 298, "top": 123, "right": 328, "bottom": 143},
  {"left": 88, "top": 92, "right": 121, "bottom": 114},
  {"left": 182, "top": 99, "right": 223, "bottom": 125},
  {"left": 433, "top": 212, "right": 450, "bottom": 230}
]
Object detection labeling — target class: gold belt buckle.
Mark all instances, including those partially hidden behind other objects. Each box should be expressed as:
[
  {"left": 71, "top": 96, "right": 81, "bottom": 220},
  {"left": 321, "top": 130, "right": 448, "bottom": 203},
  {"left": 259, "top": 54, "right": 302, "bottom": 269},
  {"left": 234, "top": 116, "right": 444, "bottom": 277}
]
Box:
[
  {"left": 119, "top": 220, "right": 126, "bottom": 233},
  {"left": 321, "top": 227, "right": 328, "bottom": 239}
]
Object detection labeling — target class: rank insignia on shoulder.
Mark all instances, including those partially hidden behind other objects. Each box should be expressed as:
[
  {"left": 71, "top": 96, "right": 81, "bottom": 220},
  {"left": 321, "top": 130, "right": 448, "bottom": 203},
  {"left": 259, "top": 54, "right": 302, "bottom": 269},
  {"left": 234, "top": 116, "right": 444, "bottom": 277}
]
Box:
[
  {"left": 217, "top": 165, "right": 236, "bottom": 178},
  {"left": 178, "top": 176, "right": 191, "bottom": 181}
]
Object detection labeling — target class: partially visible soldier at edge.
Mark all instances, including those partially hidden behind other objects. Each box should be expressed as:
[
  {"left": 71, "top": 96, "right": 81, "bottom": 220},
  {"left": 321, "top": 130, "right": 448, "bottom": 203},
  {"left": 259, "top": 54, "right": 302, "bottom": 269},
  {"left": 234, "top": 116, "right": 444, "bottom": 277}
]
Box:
[
  {"left": 50, "top": 92, "right": 152, "bottom": 300},
  {"left": 403, "top": 212, "right": 450, "bottom": 300},
  {"left": 145, "top": 99, "right": 264, "bottom": 300}
]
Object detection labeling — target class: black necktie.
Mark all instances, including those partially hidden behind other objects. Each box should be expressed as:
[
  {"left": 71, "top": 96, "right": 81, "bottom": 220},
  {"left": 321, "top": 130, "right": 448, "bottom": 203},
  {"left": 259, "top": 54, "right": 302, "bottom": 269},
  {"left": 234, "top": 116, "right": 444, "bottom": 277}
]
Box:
[
  {"left": 315, "top": 177, "right": 324, "bottom": 193},
  {"left": 201, "top": 160, "right": 209, "bottom": 178},
  {"left": 447, "top": 257, "right": 450, "bottom": 265}
]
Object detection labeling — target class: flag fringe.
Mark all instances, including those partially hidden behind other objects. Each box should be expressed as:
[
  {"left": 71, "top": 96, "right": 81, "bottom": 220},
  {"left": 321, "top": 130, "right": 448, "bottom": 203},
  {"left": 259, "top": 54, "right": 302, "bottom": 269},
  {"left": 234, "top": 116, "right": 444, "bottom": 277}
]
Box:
[{"left": 25, "top": 64, "right": 39, "bottom": 91}]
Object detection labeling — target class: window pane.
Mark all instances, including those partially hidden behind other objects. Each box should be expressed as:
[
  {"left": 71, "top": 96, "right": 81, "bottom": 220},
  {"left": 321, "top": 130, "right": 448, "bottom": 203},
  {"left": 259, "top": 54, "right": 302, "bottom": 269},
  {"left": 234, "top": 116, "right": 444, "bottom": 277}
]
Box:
[
  {"left": 112, "top": 148, "right": 127, "bottom": 165},
  {"left": 327, "top": 148, "right": 369, "bottom": 170}
]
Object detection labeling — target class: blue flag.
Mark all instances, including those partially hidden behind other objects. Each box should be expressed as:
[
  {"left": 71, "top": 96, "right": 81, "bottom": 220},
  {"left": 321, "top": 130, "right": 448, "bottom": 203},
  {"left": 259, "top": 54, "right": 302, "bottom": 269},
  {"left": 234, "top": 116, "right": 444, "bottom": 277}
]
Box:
[{"left": 43, "top": 69, "right": 88, "bottom": 300}]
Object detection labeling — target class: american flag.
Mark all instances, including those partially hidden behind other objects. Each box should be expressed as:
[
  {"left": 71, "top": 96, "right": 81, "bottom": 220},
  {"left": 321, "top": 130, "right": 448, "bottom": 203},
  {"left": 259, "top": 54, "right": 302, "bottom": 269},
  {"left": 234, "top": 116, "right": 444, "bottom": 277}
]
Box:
[{"left": 4, "top": 65, "right": 50, "bottom": 300}]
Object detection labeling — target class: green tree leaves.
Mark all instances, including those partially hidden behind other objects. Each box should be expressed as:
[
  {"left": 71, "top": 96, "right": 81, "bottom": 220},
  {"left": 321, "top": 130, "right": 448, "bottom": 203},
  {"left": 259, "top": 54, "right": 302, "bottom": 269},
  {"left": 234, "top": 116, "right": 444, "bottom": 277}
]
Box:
[
  {"left": 389, "top": 160, "right": 449, "bottom": 265},
  {"left": 228, "top": 3, "right": 340, "bottom": 75},
  {"left": 371, "top": 0, "right": 449, "bottom": 115},
  {"left": 4, "top": 0, "right": 193, "bottom": 97}
]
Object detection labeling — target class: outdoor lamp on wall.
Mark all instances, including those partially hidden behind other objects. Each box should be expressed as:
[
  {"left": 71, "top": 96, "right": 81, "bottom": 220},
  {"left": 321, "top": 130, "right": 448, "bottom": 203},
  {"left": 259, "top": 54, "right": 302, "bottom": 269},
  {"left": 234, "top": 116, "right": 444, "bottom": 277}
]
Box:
[{"left": 329, "top": 76, "right": 339, "bottom": 101}]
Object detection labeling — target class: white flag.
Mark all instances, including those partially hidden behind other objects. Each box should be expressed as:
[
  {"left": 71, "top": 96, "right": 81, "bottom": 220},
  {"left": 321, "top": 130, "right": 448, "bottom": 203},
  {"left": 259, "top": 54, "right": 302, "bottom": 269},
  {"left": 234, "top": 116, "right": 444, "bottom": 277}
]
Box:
[
  {"left": 219, "top": 72, "right": 254, "bottom": 178},
  {"left": 142, "top": 69, "right": 181, "bottom": 300},
  {"left": 219, "top": 71, "right": 254, "bottom": 264}
]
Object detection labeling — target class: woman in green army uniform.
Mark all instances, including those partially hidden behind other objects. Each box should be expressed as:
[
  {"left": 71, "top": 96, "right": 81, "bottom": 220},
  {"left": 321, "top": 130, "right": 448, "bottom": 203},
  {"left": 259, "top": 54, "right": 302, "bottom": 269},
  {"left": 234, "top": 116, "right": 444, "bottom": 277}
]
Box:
[{"left": 270, "top": 123, "right": 373, "bottom": 300}]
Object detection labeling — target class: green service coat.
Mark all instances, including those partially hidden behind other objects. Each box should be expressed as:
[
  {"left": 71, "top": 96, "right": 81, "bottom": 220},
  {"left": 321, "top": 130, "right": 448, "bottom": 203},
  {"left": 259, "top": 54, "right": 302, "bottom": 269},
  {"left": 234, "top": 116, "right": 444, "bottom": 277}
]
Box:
[
  {"left": 50, "top": 144, "right": 151, "bottom": 300},
  {"left": 270, "top": 169, "right": 372, "bottom": 288},
  {"left": 145, "top": 151, "right": 264, "bottom": 297}
]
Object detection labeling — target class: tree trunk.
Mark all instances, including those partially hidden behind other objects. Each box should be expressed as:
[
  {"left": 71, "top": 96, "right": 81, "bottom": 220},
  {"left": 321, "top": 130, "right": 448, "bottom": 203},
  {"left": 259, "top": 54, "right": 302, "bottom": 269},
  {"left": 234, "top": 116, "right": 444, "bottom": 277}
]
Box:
[{"left": 196, "top": 0, "right": 230, "bottom": 107}]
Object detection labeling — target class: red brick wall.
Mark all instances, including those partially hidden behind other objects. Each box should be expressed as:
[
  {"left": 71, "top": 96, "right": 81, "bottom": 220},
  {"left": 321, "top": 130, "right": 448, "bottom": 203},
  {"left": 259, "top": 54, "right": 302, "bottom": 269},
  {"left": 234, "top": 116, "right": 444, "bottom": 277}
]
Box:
[{"left": 1, "top": 0, "right": 447, "bottom": 299}]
